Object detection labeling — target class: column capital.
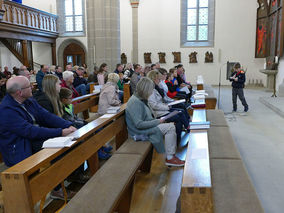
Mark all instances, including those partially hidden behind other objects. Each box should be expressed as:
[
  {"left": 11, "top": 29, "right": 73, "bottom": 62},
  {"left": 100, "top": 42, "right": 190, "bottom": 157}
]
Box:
[{"left": 130, "top": 0, "right": 139, "bottom": 8}]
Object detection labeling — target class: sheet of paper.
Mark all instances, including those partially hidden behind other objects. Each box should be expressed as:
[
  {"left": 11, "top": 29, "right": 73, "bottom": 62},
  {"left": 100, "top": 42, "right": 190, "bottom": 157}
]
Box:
[{"left": 100, "top": 114, "right": 115, "bottom": 118}]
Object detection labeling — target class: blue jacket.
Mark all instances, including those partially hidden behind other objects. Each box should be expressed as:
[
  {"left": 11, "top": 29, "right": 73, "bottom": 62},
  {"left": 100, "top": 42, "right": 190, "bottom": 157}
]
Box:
[
  {"left": 36, "top": 70, "right": 45, "bottom": 91},
  {"left": 0, "top": 94, "right": 72, "bottom": 167}
]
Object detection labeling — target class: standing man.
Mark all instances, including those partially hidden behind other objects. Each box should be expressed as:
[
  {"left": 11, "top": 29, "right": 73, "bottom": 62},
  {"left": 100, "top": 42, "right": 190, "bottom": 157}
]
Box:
[
  {"left": 229, "top": 63, "right": 249, "bottom": 112},
  {"left": 0, "top": 76, "right": 76, "bottom": 167}
]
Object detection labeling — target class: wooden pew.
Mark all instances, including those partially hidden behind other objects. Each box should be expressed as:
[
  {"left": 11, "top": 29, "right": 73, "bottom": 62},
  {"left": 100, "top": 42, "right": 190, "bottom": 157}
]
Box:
[
  {"left": 123, "top": 83, "right": 131, "bottom": 103},
  {"left": 72, "top": 93, "right": 99, "bottom": 120},
  {"left": 1, "top": 104, "right": 129, "bottom": 213},
  {"left": 181, "top": 109, "right": 214, "bottom": 212}
]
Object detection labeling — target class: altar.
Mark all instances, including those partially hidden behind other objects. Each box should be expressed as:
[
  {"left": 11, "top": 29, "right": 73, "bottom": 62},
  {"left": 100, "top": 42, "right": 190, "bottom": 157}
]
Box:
[{"left": 259, "top": 69, "right": 278, "bottom": 92}]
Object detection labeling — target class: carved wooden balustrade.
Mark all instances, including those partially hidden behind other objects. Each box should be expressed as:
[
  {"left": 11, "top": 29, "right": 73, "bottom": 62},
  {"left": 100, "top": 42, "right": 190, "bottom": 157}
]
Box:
[{"left": 0, "top": 0, "right": 58, "bottom": 42}]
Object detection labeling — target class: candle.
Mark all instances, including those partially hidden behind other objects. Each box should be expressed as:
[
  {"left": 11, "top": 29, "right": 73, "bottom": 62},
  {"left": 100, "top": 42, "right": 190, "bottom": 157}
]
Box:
[
  {"left": 275, "top": 56, "right": 278, "bottom": 63},
  {"left": 264, "top": 63, "right": 266, "bottom": 69}
]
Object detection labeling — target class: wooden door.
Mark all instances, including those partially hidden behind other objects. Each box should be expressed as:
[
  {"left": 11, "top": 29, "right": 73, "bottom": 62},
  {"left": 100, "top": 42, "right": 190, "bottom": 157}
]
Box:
[{"left": 63, "top": 43, "right": 85, "bottom": 68}]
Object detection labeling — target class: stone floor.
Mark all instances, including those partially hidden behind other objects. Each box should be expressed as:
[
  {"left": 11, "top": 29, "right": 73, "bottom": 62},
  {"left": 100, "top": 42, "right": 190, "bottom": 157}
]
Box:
[{"left": 215, "top": 86, "right": 284, "bottom": 213}]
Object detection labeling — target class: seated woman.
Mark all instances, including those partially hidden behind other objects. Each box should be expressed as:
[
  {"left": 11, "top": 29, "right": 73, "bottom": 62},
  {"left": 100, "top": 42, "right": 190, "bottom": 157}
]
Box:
[
  {"left": 97, "top": 63, "right": 108, "bottom": 85},
  {"left": 61, "top": 71, "right": 79, "bottom": 98},
  {"left": 98, "top": 73, "right": 121, "bottom": 115},
  {"left": 97, "top": 73, "right": 121, "bottom": 159},
  {"left": 126, "top": 77, "right": 184, "bottom": 167},
  {"left": 169, "top": 68, "right": 189, "bottom": 100},
  {"left": 34, "top": 74, "right": 63, "bottom": 119},
  {"left": 147, "top": 70, "right": 190, "bottom": 143}
]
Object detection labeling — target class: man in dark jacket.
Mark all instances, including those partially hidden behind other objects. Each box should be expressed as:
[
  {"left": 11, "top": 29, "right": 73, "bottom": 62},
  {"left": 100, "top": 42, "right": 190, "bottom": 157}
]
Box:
[
  {"left": 229, "top": 63, "right": 249, "bottom": 112},
  {"left": 73, "top": 67, "right": 88, "bottom": 95},
  {"left": 0, "top": 76, "right": 76, "bottom": 167}
]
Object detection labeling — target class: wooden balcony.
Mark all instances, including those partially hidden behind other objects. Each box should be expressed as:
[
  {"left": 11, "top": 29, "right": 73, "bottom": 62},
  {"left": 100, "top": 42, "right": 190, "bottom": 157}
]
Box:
[{"left": 0, "top": 0, "right": 58, "bottom": 43}]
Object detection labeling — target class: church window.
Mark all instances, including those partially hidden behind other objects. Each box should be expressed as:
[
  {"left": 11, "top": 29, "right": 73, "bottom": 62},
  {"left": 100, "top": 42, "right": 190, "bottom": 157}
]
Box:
[
  {"left": 65, "top": 0, "right": 83, "bottom": 32},
  {"left": 181, "top": 0, "right": 215, "bottom": 47}
]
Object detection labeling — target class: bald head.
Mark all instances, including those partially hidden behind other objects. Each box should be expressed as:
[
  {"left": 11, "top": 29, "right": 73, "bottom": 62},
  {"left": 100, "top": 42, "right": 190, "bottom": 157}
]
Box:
[{"left": 6, "top": 76, "right": 30, "bottom": 94}]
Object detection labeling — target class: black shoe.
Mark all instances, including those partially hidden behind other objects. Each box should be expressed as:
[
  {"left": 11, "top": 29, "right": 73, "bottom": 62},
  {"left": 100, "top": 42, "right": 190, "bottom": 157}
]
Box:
[{"left": 244, "top": 106, "right": 248, "bottom": 112}]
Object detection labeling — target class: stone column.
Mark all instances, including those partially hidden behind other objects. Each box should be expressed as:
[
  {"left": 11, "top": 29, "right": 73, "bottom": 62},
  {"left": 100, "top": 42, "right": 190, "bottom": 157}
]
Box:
[
  {"left": 130, "top": 0, "right": 139, "bottom": 64},
  {"left": 87, "top": 0, "right": 120, "bottom": 72}
]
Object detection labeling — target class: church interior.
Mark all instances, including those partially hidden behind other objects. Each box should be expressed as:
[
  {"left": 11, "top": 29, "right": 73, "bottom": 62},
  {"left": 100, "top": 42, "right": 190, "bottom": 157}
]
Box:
[{"left": 0, "top": 0, "right": 284, "bottom": 212}]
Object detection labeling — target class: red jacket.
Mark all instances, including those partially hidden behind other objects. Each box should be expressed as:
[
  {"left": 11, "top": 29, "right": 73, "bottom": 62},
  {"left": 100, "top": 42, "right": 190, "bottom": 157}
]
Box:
[
  {"left": 60, "top": 80, "right": 79, "bottom": 98},
  {"left": 165, "top": 80, "right": 177, "bottom": 98}
]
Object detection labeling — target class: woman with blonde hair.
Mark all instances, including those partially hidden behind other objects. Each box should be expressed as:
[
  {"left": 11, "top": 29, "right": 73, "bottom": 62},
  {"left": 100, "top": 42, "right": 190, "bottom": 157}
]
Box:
[
  {"left": 126, "top": 77, "right": 185, "bottom": 166},
  {"left": 98, "top": 72, "right": 121, "bottom": 115},
  {"left": 34, "top": 74, "right": 63, "bottom": 116}
]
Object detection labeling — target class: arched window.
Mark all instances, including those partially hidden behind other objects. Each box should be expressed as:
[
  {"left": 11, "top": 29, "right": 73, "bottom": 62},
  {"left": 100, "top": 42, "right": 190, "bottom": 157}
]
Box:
[
  {"left": 57, "top": 0, "right": 85, "bottom": 36},
  {"left": 181, "top": 0, "right": 215, "bottom": 47}
]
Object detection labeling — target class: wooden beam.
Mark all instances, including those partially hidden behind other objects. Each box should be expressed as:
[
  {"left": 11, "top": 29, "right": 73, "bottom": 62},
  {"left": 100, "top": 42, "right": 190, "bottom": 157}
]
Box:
[
  {"left": 22, "top": 40, "right": 29, "bottom": 67},
  {"left": 51, "top": 42, "right": 56, "bottom": 65}
]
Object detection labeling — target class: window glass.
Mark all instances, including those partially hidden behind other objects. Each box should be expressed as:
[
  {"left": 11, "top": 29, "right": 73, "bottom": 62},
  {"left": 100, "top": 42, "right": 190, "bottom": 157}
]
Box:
[
  {"left": 198, "top": 25, "right": 208, "bottom": 40},
  {"left": 188, "top": 9, "right": 197, "bottom": 25},
  {"left": 75, "top": 16, "right": 83, "bottom": 31},
  {"left": 188, "top": 0, "right": 197, "bottom": 8},
  {"left": 66, "top": 16, "right": 73, "bottom": 31},
  {"left": 199, "top": 0, "right": 208, "bottom": 7},
  {"left": 65, "top": 0, "right": 73, "bottom": 16},
  {"left": 199, "top": 8, "right": 208, "bottom": 25},
  {"left": 74, "top": 0, "right": 83, "bottom": 15},
  {"left": 187, "top": 26, "right": 197, "bottom": 41}
]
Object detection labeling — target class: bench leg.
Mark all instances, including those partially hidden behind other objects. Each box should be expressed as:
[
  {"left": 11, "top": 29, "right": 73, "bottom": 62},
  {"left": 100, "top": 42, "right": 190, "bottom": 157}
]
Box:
[
  {"left": 140, "top": 146, "right": 153, "bottom": 173},
  {"left": 87, "top": 152, "right": 99, "bottom": 176},
  {"left": 116, "top": 178, "right": 135, "bottom": 213}
]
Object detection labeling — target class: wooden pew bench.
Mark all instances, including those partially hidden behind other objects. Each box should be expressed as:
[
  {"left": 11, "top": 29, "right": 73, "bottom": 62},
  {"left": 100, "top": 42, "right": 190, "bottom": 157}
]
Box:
[
  {"left": 181, "top": 109, "right": 264, "bottom": 213},
  {"left": 204, "top": 85, "right": 217, "bottom": 110},
  {"left": 61, "top": 140, "right": 153, "bottom": 213},
  {"left": 1, "top": 104, "right": 130, "bottom": 213}
]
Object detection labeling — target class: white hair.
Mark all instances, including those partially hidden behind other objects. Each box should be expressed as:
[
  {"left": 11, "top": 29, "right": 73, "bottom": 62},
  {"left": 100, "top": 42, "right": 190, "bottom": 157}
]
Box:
[{"left": 62, "top": 71, "right": 74, "bottom": 81}]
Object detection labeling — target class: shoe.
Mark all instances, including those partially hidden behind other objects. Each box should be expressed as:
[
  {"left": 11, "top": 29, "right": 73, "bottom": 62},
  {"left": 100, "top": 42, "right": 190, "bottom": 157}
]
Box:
[
  {"left": 165, "top": 156, "right": 185, "bottom": 167},
  {"left": 67, "top": 172, "right": 90, "bottom": 184},
  {"left": 98, "top": 149, "right": 111, "bottom": 160},
  {"left": 244, "top": 106, "right": 248, "bottom": 112},
  {"left": 50, "top": 188, "right": 76, "bottom": 201},
  {"left": 102, "top": 146, "right": 113, "bottom": 153}
]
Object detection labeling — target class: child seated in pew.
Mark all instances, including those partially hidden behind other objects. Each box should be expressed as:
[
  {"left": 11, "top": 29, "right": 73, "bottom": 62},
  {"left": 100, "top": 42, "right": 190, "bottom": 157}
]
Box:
[{"left": 59, "top": 87, "right": 88, "bottom": 129}]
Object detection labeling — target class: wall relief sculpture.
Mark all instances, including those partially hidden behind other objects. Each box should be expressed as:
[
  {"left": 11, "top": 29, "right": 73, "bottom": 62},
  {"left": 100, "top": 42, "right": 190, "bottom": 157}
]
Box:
[
  {"left": 144, "top": 52, "right": 152, "bottom": 64},
  {"left": 158, "top": 52, "right": 166, "bottom": 63},
  {"left": 172, "top": 52, "right": 181, "bottom": 63},
  {"left": 205, "top": 51, "right": 213, "bottom": 63},
  {"left": 189, "top": 52, "right": 198, "bottom": 63}
]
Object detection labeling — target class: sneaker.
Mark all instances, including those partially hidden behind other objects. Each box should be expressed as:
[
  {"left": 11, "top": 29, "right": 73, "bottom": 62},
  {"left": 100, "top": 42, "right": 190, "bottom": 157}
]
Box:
[
  {"left": 165, "top": 156, "right": 185, "bottom": 167},
  {"left": 102, "top": 146, "right": 113, "bottom": 153},
  {"left": 98, "top": 149, "right": 111, "bottom": 160},
  {"left": 50, "top": 188, "right": 76, "bottom": 201},
  {"left": 244, "top": 106, "right": 249, "bottom": 112},
  {"left": 67, "top": 172, "right": 90, "bottom": 184}
]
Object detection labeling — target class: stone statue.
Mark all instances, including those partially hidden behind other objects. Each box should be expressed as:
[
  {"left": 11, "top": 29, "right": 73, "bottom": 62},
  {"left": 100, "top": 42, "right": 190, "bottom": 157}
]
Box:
[
  {"left": 121, "top": 53, "right": 127, "bottom": 64},
  {"left": 189, "top": 52, "right": 198, "bottom": 63}
]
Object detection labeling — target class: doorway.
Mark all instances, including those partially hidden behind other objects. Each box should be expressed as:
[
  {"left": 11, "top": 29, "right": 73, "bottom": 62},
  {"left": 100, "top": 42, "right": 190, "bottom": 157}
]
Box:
[{"left": 63, "top": 43, "right": 85, "bottom": 68}]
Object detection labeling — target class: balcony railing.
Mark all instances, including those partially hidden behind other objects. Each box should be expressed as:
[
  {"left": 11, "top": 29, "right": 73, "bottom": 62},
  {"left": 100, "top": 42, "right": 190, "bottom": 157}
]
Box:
[{"left": 0, "top": 0, "right": 58, "bottom": 36}]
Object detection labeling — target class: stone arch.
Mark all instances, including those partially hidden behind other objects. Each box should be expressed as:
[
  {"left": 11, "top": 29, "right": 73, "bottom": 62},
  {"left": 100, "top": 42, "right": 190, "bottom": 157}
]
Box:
[{"left": 57, "top": 38, "right": 87, "bottom": 70}]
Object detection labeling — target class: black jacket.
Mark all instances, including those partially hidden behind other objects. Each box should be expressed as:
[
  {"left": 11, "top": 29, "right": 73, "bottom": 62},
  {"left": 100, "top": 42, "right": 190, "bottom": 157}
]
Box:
[
  {"left": 33, "top": 91, "right": 54, "bottom": 113},
  {"left": 230, "top": 71, "right": 246, "bottom": 88}
]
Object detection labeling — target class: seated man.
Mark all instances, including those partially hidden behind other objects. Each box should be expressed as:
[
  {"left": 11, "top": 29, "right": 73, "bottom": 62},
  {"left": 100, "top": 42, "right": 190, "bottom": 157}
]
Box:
[
  {"left": 73, "top": 67, "right": 89, "bottom": 95},
  {"left": 0, "top": 76, "right": 76, "bottom": 167}
]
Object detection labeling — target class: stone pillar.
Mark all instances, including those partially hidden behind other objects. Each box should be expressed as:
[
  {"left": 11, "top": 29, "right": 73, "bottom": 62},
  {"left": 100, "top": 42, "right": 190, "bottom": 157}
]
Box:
[
  {"left": 130, "top": 0, "right": 139, "bottom": 64},
  {"left": 87, "top": 0, "right": 120, "bottom": 72}
]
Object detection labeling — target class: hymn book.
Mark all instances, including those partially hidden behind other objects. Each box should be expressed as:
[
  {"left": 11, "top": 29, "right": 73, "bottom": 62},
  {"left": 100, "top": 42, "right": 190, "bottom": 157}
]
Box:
[
  {"left": 42, "top": 136, "right": 76, "bottom": 148},
  {"left": 189, "top": 121, "right": 211, "bottom": 130}
]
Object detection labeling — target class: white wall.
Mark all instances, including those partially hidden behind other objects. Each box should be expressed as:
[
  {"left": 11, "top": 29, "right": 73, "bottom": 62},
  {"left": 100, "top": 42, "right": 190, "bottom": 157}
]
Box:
[
  {"left": 277, "top": 58, "right": 284, "bottom": 90},
  {"left": 22, "top": 0, "right": 57, "bottom": 14},
  {"left": 0, "top": 42, "right": 22, "bottom": 72},
  {"left": 32, "top": 42, "right": 52, "bottom": 67},
  {"left": 120, "top": 0, "right": 266, "bottom": 86}
]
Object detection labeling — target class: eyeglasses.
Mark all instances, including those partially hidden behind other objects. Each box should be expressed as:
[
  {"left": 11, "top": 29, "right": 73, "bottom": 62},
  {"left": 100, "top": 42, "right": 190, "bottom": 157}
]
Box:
[{"left": 21, "top": 85, "right": 32, "bottom": 90}]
